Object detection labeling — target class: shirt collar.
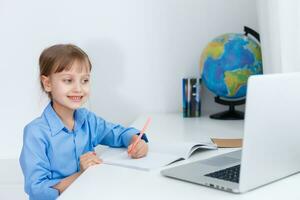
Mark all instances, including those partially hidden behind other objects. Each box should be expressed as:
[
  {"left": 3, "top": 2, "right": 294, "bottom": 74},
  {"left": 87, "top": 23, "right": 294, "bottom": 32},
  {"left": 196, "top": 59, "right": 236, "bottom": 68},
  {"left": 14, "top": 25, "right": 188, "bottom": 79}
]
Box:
[
  {"left": 73, "top": 108, "right": 87, "bottom": 132},
  {"left": 43, "top": 102, "right": 87, "bottom": 136}
]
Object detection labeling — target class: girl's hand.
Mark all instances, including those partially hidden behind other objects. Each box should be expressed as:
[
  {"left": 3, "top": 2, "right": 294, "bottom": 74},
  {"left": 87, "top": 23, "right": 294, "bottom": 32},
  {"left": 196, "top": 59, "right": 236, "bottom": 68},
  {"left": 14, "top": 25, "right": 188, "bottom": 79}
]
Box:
[
  {"left": 127, "top": 135, "right": 148, "bottom": 159},
  {"left": 79, "top": 152, "right": 102, "bottom": 172}
]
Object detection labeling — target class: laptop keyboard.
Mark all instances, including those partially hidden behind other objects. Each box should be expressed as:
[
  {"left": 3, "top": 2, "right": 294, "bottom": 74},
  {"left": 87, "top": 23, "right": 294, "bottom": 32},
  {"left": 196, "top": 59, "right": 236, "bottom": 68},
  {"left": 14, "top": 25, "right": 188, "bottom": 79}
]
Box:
[{"left": 204, "top": 165, "right": 240, "bottom": 183}]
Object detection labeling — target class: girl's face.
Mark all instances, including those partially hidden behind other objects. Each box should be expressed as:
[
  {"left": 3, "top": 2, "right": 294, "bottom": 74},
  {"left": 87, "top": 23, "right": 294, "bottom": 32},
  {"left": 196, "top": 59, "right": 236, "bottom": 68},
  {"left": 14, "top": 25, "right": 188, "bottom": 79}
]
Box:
[{"left": 41, "top": 60, "right": 90, "bottom": 112}]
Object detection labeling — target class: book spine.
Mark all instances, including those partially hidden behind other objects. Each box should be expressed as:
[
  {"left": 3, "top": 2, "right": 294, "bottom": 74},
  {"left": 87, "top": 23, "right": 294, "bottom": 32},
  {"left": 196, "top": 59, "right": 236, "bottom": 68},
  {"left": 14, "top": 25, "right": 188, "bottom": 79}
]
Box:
[
  {"left": 182, "top": 78, "right": 188, "bottom": 117},
  {"left": 189, "top": 78, "right": 197, "bottom": 117},
  {"left": 183, "top": 78, "right": 201, "bottom": 117},
  {"left": 187, "top": 78, "right": 191, "bottom": 117},
  {"left": 196, "top": 78, "right": 201, "bottom": 117}
]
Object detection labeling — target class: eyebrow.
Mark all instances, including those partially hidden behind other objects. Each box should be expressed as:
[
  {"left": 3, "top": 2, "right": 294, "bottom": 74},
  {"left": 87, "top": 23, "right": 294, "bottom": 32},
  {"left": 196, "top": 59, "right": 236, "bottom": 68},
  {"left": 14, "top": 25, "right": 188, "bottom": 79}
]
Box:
[{"left": 59, "top": 73, "right": 90, "bottom": 77}]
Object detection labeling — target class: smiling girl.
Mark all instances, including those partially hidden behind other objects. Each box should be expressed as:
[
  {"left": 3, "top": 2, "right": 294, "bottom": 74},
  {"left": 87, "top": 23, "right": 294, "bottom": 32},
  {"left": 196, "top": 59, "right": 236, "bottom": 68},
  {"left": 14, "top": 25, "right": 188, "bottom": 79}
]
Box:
[{"left": 19, "top": 44, "right": 148, "bottom": 200}]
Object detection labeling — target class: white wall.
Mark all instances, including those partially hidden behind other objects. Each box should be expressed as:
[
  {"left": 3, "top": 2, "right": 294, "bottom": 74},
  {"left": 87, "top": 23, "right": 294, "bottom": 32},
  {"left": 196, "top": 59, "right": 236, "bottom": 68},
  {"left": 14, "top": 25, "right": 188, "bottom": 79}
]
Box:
[
  {"left": 0, "top": 0, "right": 258, "bottom": 158},
  {"left": 257, "top": 0, "right": 300, "bottom": 73}
]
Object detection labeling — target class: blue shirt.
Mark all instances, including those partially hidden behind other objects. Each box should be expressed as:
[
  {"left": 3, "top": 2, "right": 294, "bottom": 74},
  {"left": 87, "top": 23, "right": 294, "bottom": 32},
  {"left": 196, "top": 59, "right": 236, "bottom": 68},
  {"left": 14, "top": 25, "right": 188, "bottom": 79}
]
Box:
[{"left": 19, "top": 102, "right": 142, "bottom": 200}]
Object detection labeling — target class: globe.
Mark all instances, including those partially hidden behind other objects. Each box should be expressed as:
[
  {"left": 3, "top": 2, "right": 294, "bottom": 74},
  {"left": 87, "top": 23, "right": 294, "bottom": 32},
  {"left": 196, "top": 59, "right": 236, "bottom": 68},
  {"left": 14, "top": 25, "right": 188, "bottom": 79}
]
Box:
[{"left": 200, "top": 33, "right": 263, "bottom": 99}]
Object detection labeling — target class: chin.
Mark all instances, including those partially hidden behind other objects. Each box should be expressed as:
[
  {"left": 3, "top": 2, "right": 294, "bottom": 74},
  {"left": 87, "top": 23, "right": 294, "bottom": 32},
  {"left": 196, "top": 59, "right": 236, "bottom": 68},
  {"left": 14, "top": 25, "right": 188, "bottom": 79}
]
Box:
[
  {"left": 69, "top": 102, "right": 85, "bottom": 109},
  {"left": 60, "top": 101, "right": 84, "bottom": 111},
  {"left": 68, "top": 104, "right": 82, "bottom": 110}
]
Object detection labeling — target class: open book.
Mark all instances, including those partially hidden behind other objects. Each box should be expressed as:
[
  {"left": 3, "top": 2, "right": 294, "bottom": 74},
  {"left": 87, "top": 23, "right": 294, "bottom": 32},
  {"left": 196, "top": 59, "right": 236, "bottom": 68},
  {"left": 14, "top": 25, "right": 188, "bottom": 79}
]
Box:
[{"left": 95, "top": 138, "right": 217, "bottom": 171}]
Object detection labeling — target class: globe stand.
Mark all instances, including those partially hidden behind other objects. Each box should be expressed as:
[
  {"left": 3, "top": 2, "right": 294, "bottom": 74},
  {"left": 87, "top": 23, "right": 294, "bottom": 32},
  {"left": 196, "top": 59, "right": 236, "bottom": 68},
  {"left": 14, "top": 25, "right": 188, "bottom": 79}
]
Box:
[{"left": 210, "top": 96, "right": 245, "bottom": 120}]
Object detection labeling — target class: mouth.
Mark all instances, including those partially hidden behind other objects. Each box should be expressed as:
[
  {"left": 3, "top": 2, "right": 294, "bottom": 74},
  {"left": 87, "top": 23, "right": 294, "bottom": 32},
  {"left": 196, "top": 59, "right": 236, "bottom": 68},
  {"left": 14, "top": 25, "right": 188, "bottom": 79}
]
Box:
[{"left": 68, "top": 96, "right": 83, "bottom": 102}]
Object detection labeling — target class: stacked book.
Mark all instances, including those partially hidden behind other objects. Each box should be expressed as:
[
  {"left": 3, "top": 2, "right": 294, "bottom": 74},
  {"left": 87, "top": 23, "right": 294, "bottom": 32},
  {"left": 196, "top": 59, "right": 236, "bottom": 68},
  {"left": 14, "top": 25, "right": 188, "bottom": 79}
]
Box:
[{"left": 182, "top": 78, "right": 201, "bottom": 117}]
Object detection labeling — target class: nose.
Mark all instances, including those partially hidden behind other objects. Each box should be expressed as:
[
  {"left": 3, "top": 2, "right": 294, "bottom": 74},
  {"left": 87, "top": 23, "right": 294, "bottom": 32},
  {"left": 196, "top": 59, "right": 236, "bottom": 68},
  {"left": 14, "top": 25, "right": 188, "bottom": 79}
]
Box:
[{"left": 73, "top": 81, "right": 82, "bottom": 93}]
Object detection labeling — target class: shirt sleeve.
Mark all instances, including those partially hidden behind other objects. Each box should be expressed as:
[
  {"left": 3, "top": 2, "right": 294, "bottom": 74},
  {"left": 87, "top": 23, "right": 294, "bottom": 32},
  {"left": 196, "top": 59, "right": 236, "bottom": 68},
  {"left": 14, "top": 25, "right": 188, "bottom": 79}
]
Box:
[
  {"left": 87, "top": 112, "right": 140, "bottom": 147},
  {"left": 19, "top": 124, "right": 62, "bottom": 200}
]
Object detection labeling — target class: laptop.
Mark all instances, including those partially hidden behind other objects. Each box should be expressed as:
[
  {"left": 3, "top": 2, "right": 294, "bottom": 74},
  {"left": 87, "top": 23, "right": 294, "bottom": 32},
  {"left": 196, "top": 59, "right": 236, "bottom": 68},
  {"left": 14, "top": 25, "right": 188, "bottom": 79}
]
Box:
[{"left": 161, "top": 73, "right": 300, "bottom": 193}]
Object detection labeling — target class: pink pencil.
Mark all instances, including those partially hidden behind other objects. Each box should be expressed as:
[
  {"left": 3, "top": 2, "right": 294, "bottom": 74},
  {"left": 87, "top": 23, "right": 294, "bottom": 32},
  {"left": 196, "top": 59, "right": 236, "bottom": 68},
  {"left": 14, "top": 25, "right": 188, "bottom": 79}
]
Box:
[{"left": 129, "top": 117, "right": 151, "bottom": 154}]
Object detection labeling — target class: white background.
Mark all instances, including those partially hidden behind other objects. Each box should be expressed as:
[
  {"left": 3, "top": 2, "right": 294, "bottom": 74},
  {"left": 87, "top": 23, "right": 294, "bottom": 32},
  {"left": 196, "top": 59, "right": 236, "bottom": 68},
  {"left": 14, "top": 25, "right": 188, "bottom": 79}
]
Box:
[
  {"left": 257, "top": 0, "right": 300, "bottom": 74},
  {"left": 0, "top": 0, "right": 258, "bottom": 158}
]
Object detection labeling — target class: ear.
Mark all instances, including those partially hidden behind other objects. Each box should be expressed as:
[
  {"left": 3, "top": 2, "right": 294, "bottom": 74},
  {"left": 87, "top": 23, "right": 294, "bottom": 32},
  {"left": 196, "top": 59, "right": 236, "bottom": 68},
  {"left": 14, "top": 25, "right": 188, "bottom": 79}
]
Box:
[{"left": 41, "top": 75, "right": 52, "bottom": 92}]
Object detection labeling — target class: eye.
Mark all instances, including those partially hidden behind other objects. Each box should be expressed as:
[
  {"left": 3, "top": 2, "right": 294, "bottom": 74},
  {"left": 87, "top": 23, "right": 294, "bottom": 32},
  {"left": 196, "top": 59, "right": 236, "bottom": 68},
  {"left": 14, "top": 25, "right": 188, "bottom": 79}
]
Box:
[
  {"left": 63, "top": 79, "right": 72, "bottom": 84},
  {"left": 82, "top": 79, "right": 89, "bottom": 84}
]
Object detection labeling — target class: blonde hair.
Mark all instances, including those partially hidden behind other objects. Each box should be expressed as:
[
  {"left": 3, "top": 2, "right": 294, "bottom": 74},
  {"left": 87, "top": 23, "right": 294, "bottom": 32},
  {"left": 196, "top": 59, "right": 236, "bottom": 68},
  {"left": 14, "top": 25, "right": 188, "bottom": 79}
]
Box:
[{"left": 39, "top": 44, "right": 92, "bottom": 98}]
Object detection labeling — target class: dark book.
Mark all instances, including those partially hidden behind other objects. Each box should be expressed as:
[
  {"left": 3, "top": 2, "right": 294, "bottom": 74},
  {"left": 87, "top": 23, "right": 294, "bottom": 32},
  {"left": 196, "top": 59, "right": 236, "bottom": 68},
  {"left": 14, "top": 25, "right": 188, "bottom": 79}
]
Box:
[{"left": 189, "top": 78, "right": 201, "bottom": 117}]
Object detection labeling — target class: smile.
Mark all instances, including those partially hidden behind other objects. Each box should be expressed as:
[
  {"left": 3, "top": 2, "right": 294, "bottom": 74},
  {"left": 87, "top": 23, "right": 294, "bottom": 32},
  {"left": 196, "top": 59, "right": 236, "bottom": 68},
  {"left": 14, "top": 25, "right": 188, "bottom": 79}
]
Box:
[{"left": 68, "top": 96, "right": 83, "bottom": 101}]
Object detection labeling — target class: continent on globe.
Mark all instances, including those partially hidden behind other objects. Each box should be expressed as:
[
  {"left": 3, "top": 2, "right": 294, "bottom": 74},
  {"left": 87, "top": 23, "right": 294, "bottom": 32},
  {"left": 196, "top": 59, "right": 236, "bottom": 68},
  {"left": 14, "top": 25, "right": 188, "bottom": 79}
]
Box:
[{"left": 224, "top": 69, "right": 251, "bottom": 97}]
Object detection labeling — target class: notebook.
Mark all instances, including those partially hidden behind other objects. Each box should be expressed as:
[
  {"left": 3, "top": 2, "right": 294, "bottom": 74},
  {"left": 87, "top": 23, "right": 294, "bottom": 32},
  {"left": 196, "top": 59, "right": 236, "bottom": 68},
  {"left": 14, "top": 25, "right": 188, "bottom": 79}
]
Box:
[{"left": 95, "top": 137, "right": 217, "bottom": 171}]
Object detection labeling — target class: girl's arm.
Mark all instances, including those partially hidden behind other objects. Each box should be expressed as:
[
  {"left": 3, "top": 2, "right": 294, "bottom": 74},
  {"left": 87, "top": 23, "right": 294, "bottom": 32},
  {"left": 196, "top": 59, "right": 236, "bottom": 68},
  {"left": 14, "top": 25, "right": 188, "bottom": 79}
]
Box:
[
  {"left": 88, "top": 111, "right": 146, "bottom": 148},
  {"left": 52, "top": 172, "right": 82, "bottom": 194},
  {"left": 53, "top": 151, "right": 102, "bottom": 194}
]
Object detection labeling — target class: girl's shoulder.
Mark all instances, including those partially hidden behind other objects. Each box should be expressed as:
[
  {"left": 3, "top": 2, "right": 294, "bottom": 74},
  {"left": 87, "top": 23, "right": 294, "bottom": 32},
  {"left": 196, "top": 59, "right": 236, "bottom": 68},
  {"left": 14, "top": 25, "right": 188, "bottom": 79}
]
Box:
[
  {"left": 23, "top": 115, "right": 50, "bottom": 141},
  {"left": 25, "top": 115, "right": 48, "bottom": 130}
]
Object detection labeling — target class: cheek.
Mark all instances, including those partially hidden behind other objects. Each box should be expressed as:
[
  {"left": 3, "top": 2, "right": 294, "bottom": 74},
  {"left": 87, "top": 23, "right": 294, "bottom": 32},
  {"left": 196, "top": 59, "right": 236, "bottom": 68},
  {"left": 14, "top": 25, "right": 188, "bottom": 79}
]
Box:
[
  {"left": 84, "top": 86, "right": 90, "bottom": 95},
  {"left": 83, "top": 84, "right": 90, "bottom": 93},
  {"left": 51, "top": 83, "right": 68, "bottom": 96}
]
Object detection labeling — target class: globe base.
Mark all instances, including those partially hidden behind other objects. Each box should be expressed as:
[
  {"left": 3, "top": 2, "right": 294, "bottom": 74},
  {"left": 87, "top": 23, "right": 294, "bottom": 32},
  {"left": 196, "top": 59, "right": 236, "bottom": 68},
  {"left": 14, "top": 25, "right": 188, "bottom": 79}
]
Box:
[
  {"left": 210, "top": 109, "right": 244, "bottom": 120},
  {"left": 210, "top": 96, "right": 245, "bottom": 120}
]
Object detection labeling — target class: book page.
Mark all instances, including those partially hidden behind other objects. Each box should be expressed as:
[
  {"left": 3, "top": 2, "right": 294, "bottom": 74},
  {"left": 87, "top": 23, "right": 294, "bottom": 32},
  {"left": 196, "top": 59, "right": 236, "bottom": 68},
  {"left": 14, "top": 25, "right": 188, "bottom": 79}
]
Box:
[
  {"left": 149, "top": 142, "right": 196, "bottom": 159},
  {"left": 103, "top": 151, "right": 180, "bottom": 171},
  {"left": 149, "top": 136, "right": 216, "bottom": 159},
  {"left": 96, "top": 145, "right": 179, "bottom": 171},
  {"left": 95, "top": 137, "right": 216, "bottom": 171}
]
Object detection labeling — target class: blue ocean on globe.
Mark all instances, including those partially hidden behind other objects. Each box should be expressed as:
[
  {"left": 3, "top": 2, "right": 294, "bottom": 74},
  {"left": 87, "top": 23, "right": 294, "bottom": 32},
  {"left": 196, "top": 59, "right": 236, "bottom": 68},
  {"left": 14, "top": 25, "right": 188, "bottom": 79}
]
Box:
[{"left": 200, "top": 33, "right": 263, "bottom": 99}]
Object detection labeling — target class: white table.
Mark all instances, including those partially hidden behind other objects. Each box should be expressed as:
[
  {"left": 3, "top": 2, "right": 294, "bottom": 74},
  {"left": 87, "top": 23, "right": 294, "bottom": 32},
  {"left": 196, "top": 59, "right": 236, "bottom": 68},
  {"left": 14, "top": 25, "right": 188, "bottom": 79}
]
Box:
[{"left": 58, "top": 113, "right": 300, "bottom": 200}]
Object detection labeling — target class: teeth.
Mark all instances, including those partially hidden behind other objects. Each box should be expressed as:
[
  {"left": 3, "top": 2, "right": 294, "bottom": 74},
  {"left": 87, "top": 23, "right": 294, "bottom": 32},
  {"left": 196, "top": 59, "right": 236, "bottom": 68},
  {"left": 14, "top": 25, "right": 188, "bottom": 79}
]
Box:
[{"left": 69, "top": 96, "right": 82, "bottom": 100}]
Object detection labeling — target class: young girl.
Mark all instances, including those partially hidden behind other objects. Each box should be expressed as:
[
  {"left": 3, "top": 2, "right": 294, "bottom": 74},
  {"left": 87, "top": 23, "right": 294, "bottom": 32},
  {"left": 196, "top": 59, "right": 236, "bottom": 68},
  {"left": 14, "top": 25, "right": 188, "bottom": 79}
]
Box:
[{"left": 19, "top": 44, "right": 148, "bottom": 200}]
